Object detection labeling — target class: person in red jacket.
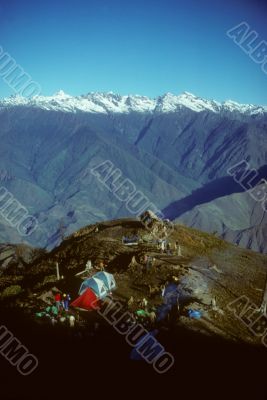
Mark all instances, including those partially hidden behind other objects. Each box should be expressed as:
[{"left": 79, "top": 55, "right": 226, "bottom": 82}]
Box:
[{"left": 55, "top": 292, "right": 61, "bottom": 310}]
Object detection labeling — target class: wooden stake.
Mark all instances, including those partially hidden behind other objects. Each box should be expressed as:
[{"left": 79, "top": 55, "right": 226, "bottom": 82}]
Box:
[{"left": 56, "top": 262, "right": 60, "bottom": 281}]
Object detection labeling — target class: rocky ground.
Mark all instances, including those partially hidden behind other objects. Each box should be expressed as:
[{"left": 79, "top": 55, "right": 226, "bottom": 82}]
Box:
[
  {"left": 0, "top": 216, "right": 267, "bottom": 400},
  {"left": 1, "top": 217, "right": 267, "bottom": 342}
]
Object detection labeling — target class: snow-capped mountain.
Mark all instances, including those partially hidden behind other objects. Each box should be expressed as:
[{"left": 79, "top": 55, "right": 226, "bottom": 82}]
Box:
[
  {"left": 0, "top": 90, "right": 266, "bottom": 252},
  {"left": 1, "top": 90, "right": 266, "bottom": 116}
]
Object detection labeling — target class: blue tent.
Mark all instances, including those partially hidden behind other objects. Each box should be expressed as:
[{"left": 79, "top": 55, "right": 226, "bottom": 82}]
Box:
[
  {"left": 94, "top": 271, "right": 116, "bottom": 291},
  {"left": 79, "top": 277, "right": 108, "bottom": 299}
]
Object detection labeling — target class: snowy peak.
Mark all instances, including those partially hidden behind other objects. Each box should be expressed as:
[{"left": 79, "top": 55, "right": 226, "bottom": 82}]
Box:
[
  {"left": 0, "top": 92, "right": 157, "bottom": 114},
  {"left": 82, "top": 92, "right": 156, "bottom": 113},
  {"left": 221, "top": 99, "right": 266, "bottom": 115},
  {"left": 53, "top": 90, "right": 72, "bottom": 99},
  {"left": 155, "top": 92, "right": 221, "bottom": 113},
  {"left": 0, "top": 91, "right": 266, "bottom": 116}
]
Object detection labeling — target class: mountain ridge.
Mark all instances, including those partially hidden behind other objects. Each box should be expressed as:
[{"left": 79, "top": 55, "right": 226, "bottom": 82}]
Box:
[
  {"left": 1, "top": 90, "right": 267, "bottom": 116},
  {"left": 0, "top": 91, "right": 266, "bottom": 252}
]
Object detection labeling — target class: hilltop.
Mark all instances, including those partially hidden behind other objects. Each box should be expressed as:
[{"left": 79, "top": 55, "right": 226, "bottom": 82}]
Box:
[{"left": 1, "top": 216, "right": 266, "bottom": 346}]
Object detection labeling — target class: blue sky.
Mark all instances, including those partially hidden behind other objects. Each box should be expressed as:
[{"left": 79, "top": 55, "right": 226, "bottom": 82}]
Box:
[{"left": 0, "top": 0, "right": 267, "bottom": 104}]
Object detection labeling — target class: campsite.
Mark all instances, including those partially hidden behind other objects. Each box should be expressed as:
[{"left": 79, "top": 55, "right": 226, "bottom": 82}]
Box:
[{"left": 0, "top": 212, "right": 267, "bottom": 398}]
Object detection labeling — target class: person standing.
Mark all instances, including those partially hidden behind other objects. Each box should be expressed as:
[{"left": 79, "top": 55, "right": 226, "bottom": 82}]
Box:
[
  {"left": 86, "top": 260, "right": 92, "bottom": 271},
  {"left": 150, "top": 310, "right": 157, "bottom": 326},
  {"left": 142, "top": 298, "right": 148, "bottom": 309},
  {"left": 146, "top": 256, "right": 152, "bottom": 272},
  {"left": 161, "top": 285, "right": 165, "bottom": 297},
  {"left": 63, "top": 293, "right": 71, "bottom": 311},
  {"left": 128, "top": 296, "right": 134, "bottom": 308},
  {"left": 69, "top": 315, "right": 75, "bottom": 328},
  {"left": 175, "top": 241, "right": 181, "bottom": 256},
  {"left": 55, "top": 292, "right": 61, "bottom": 310},
  {"left": 130, "top": 255, "right": 136, "bottom": 266}
]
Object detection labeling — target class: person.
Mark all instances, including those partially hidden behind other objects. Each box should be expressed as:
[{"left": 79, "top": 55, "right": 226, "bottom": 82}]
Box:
[
  {"left": 146, "top": 256, "right": 152, "bottom": 272},
  {"left": 86, "top": 260, "right": 92, "bottom": 271},
  {"left": 176, "top": 242, "right": 182, "bottom": 256},
  {"left": 51, "top": 304, "right": 58, "bottom": 316},
  {"left": 149, "top": 310, "right": 157, "bottom": 325},
  {"left": 45, "top": 306, "right": 52, "bottom": 316},
  {"left": 130, "top": 255, "right": 137, "bottom": 267},
  {"left": 260, "top": 302, "right": 267, "bottom": 315},
  {"left": 51, "top": 317, "right": 57, "bottom": 326},
  {"left": 211, "top": 297, "right": 217, "bottom": 310},
  {"left": 128, "top": 296, "right": 134, "bottom": 308},
  {"left": 176, "top": 297, "right": 180, "bottom": 317},
  {"left": 61, "top": 296, "right": 65, "bottom": 309},
  {"left": 161, "top": 284, "right": 166, "bottom": 298},
  {"left": 63, "top": 293, "right": 71, "bottom": 311},
  {"left": 55, "top": 292, "right": 61, "bottom": 310},
  {"left": 142, "top": 298, "right": 148, "bottom": 309},
  {"left": 166, "top": 242, "right": 171, "bottom": 255},
  {"left": 69, "top": 315, "right": 75, "bottom": 328}
]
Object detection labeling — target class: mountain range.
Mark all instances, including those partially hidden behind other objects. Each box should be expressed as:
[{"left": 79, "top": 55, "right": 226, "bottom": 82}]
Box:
[{"left": 0, "top": 91, "right": 266, "bottom": 252}]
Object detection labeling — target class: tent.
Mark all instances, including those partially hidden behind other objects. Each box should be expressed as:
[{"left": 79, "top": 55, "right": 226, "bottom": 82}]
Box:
[
  {"left": 122, "top": 235, "right": 139, "bottom": 245},
  {"left": 79, "top": 277, "right": 108, "bottom": 299},
  {"left": 71, "top": 288, "right": 99, "bottom": 311},
  {"left": 94, "top": 271, "right": 116, "bottom": 291}
]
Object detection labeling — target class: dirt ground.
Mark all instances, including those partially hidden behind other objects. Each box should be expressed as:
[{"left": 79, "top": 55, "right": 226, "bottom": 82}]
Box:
[{"left": 0, "top": 217, "right": 267, "bottom": 399}]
